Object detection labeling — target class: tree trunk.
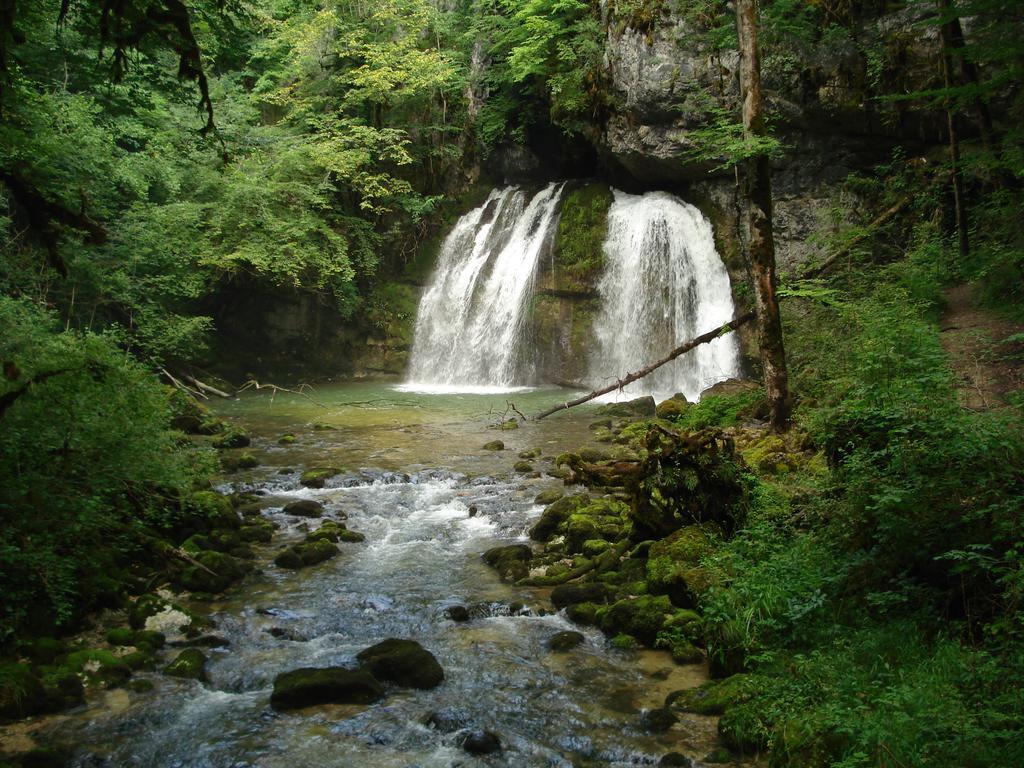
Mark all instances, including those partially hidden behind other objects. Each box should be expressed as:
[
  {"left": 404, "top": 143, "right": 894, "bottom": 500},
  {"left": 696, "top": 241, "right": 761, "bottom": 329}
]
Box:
[
  {"left": 939, "top": 0, "right": 970, "bottom": 260},
  {"left": 736, "top": 0, "right": 789, "bottom": 431}
]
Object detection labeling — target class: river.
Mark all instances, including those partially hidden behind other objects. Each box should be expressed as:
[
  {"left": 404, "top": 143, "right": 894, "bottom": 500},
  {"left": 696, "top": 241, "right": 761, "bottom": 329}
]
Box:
[{"left": 32, "top": 383, "right": 718, "bottom": 767}]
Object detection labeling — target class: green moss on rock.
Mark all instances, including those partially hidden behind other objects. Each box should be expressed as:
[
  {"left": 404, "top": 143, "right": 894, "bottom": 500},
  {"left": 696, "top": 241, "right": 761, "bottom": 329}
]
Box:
[
  {"left": 356, "top": 638, "right": 444, "bottom": 689},
  {"left": 270, "top": 667, "right": 384, "bottom": 710},
  {"left": 164, "top": 648, "right": 207, "bottom": 681}
]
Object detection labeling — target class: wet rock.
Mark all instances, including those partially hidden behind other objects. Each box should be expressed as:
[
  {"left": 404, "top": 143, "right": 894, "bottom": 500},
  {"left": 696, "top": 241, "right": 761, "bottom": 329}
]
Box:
[
  {"left": 565, "top": 602, "right": 599, "bottom": 625},
  {"left": 299, "top": 467, "right": 341, "bottom": 488},
  {"left": 356, "top": 639, "right": 444, "bottom": 690},
  {"left": 589, "top": 418, "right": 612, "bottom": 430},
  {"left": 423, "top": 708, "right": 471, "bottom": 733},
  {"left": 164, "top": 648, "right": 207, "bottom": 681},
  {"left": 278, "top": 433, "right": 297, "bottom": 444},
  {"left": 529, "top": 493, "right": 588, "bottom": 542},
  {"left": 461, "top": 729, "right": 502, "bottom": 755},
  {"left": 533, "top": 488, "right": 563, "bottom": 505},
  {"left": 468, "top": 505, "right": 478, "bottom": 517},
  {"left": 641, "top": 707, "right": 678, "bottom": 733},
  {"left": 551, "top": 581, "right": 611, "bottom": 609},
  {"left": 660, "top": 752, "right": 694, "bottom": 767},
  {"left": 595, "top": 396, "right": 656, "bottom": 418},
  {"left": 546, "top": 630, "right": 585, "bottom": 651},
  {"left": 337, "top": 529, "right": 366, "bottom": 543},
  {"left": 444, "top": 605, "right": 470, "bottom": 622},
  {"left": 270, "top": 667, "right": 384, "bottom": 710},
  {"left": 240, "top": 519, "right": 274, "bottom": 543},
  {"left": 482, "top": 544, "right": 532, "bottom": 582},
  {"left": 283, "top": 499, "right": 324, "bottom": 517},
  {"left": 513, "top": 461, "right": 534, "bottom": 473},
  {"left": 273, "top": 539, "right": 339, "bottom": 570},
  {"left": 306, "top": 520, "right": 363, "bottom": 543},
  {"left": 519, "top": 448, "right": 542, "bottom": 459},
  {"left": 497, "top": 419, "right": 519, "bottom": 430},
  {"left": 212, "top": 429, "right": 251, "bottom": 449},
  {"left": 267, "top": 627, "right": 308, "bottom": 642},
  {"left": 482, "top": 440, "right": 504, "bottom": 451}
]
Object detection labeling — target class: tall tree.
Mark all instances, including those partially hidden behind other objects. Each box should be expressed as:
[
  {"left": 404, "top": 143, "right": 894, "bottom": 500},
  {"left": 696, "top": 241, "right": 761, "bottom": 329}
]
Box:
[{"left": 735, "top": 0, "right": 789, "bottom": 430}]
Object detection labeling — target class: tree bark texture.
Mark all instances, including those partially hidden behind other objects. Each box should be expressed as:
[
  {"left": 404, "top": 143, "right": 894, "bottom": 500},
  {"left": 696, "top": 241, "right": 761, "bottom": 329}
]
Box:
[
  {"left": 736, "top": 0, "right": 790, "bottom": 430},
  {"left": 939, "top": 0, "right": 971, "bottom": 260}
]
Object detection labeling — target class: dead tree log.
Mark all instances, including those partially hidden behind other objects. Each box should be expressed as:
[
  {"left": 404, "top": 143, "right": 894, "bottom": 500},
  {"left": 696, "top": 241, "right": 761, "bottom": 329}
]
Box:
[{"left": 535, "top": 312, "right": 755, "bottom": 420}]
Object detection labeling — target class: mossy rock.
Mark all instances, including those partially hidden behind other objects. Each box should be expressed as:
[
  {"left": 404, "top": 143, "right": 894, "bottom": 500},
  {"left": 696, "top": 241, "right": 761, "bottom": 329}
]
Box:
[
  {"left": 164, "top": 648, "right": 207, "bottom": 681},
  {"left": 565, "top": 602, "right": 600, "bottom": 625},
  {"left": 598, "top": 595, "right": 673, "bottom": 646},
  {"left": 356, "top": 638, "right": 444, "bottom": 689},
  {"left": 212, "top": 429, "right": 251, "bottom": 449},
  {"left": 299, "top": 468, "right": 341, "bottom": 488},
  {"left": 551, "top": 583, "right": 613, "bottom": 611},
  {"left": 640, "top": 706, "right": 678, "bottom": 733},
  {"left": 312, "top": 422, "right": 336, "bottom": 431},
  {"left": 270, "top": 667, "right": 384, "bottom": 710},
  {"left": 121, "top": 651, "right": 155, "bottom": 671},
  {"left": 482, "top": 440, "right": 504, "bottom": 451},
  {"left": 667, "top": 638, "right": 703, "bottom": 665},
  {"left": 551, "top": 182, "right": 613, "bottom": 289},
  {"left": 519, "top": 448, "right": 542, "bottom": 459},
  {"left": 64, "top": 649, "right": 131, "bottom": 688},
  {"left": 337, "top": 529, "right": 366, "bottom": 543},
  {"left": 482, "top": 544, "right": 532, "bottom": 582},
  {"left": 646, "top": 524, "right": 719, "bottom": 607},
  {"left": 582, "top": 539, "right": 612, "bottom": 557},
  {"left": 283, "top": 499, "right": 324, "bottom": 517},
  {"left": 0, "top": 663, "right": 55, "bottom": 720},
  {"left": 129, "top": 679, "right": 155, "bottom": 693},
  {"left": 665, "top": 673, "right": 759, "bottom": 715},
  {"left": 596, "top": 396, "right": 656, "bottom": 419},
  {"left": 589, "top": 418, "right": 612, "bottom": 430},
  {"left": 278, "top": 433, "right": 297, "bottom": 445},
  {"left": 240, "top": 519, "right": 274, "bottom": 543},
  {"left": 497, "top": 419, "right": 519, "bottom": 430},
  {"left": 718, "top": 702, "right": 770, "bottom": 753},
  {"left": 546, "top": 630, "right": 586, "bottom": 651},
  {"left": 177, "top": 550, "right": 251, "bottom": 593},
  {"left": 656, "top": 394, "right": 691, "bottom": 420},
  {"left": 533, "top": 488, "right": 563, "bottom": 505},
  {"left": 513, "top": 461, "right": 534, "bottom": 473},
  {"left": 610, "top": 633, "right": 640, "bottom": 651},
  {"left": 105, "top": 628, "right": 136, "bottom": 647},
  {"left": 529, "top": 493, "right": 588, "bottom": 542},
  {"left": 129, "top": 593, "right": 170, "bottom": 630},
  {"left": 274, "top": 539, "right": 339, "bottom": 569}
]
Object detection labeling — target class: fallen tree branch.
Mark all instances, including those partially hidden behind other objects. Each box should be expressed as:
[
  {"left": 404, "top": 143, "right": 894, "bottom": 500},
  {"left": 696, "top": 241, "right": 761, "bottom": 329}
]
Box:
[
  {"left": 535, "top": 311, "right": 756, "bottom": 420},
  {"left": 238, "top": 379, "right": 326, "bottom": 409},
  {"left": 161, "top": 367, "right": 206, "bottom": 399},
  {"left": 181, "top": 372, "right": 231, "bottom": 398}
]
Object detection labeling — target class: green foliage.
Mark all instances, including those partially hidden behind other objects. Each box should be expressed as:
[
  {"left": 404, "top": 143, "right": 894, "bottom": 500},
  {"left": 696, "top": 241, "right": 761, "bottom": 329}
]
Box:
[
  {"left": 0, "top": 297, "right": 211, "bottom": 640},
  {"left": 674, "top": 390, "right": 765, "bottom": 430}
]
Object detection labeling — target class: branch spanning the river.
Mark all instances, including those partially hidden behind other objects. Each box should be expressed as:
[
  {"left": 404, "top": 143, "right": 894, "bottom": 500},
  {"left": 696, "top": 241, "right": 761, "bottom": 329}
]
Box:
[
  {"left": 535, "top": 312, "right": 756, "bottom": 420},
  {"left": 238, "top": 379, "right": 326, "bottom": 408}
]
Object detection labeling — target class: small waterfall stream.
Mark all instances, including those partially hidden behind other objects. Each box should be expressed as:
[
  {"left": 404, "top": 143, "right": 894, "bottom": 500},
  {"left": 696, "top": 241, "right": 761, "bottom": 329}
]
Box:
[
  {"left": 404, "top": 183, "right": 565, "bottom": 391},
  {"left": 587, "top": 191, "right": 740, "bottom": 402},
  {"left": 405, "top": 183, "right": 740, "bottom": 401}
]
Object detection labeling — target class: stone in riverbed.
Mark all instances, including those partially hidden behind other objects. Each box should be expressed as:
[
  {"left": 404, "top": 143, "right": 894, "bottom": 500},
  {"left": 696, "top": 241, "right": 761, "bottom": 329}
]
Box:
[
  {"left": 482, "top": 544, "right": 532, "bottom": 582},
  {"left": 273, "top": 539, "right": 338, "bottom": 570},
  {"left": 445, "top": 605, "right": 470, "bottom": 622},
  {"left": 660, "top": 752, "right": 694, "bottom": 766},
  {"left": 299, "top": 468, "right": 341, "bottom": 488},
  {"left": 550, "top": 581, "right": 611, "bottom": 609},
  {"left": 482, "top": 440, "right": 504, "bottom": 451},
  {"left": 533, "top": 488, "right": 563, "bottom": 505},
  {"left": 546, "top": 631, "right": 585, "bottom": 651},
  {"left": 641, "top": 706, "right": 678, "bottom": 733},
  {"left": 595, "top": 396, "right": 656, "bottom": 419},
  {"left": 164, "top": 648, "right": 207, "bottom": 681},
  {"left": 283, "top": 499, "right": 323, "bottom": 517},
  {"left": 423, "top": 708, "right": 472, "bottom": 733},
  {"left": 270, "top": 667, "right": 384, "bottom": 710},
  {"left": 356, "top": 639, "right": 444, "bottom": 690},
  {"left": 461, "top": 729, "right": 502, "bottom": 755},
  {"left": 513, "top": 461, "right": 534, "bottom": 473}
]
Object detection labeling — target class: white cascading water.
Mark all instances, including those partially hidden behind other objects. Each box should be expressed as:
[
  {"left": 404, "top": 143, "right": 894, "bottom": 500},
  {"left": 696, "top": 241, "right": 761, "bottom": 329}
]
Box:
[
  {"left": 403, "top": 183, "right": 565, "bottom": 392},
  {"left": 587, "top": 190, "right": 741, "bottom": 402}
]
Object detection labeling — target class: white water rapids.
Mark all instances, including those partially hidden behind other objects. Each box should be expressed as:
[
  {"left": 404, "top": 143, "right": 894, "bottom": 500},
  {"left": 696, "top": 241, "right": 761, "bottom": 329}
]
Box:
[{"left": 405, "top": 184, "right": 740, "bottom": 402}]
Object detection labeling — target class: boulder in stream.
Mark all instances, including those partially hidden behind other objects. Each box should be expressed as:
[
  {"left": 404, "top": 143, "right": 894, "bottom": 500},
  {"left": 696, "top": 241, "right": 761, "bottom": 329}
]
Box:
[
  {"left": 299, "top": 468, "right": 341, "bottom": 488},
  {"left": 163, "top": 648, "right": 207, "bottom": 681},
  {"left": 546, "top": 630, "right": 585, "bottom": 651},
  {"left": 482, "top": 440, "right": 504, "bottom": 451},
  {"left": 273, "top": 539, "right": 338, "bottom": 570},
  {"left": 283, "top": 499, "right": 323, "bottom": 517},
  {"left": 482, "top": 544, "right": 532, "bottom": 582},
  {"left": 461, "top": 729, "right": 502, "bottom": 755},
  {"left": 356, "top": 639, "right": 444, "bottom": 690},
  {"left": 270, "top": 667, "right": 384, "bottom": 710},
  {"left": 595, "top": 396, "right": 656, "bottom": 419}
]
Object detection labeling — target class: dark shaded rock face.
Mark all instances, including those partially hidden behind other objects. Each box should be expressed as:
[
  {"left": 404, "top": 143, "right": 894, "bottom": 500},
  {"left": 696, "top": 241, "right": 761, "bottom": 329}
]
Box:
[
  {"left": 355, "top": 639, "right": 444, "bottom": 690},
  {"left": 270, "top": 667, "right": 385, "bottom": 710},
  {"left": 551, "top": 582, "right": 612, "bottom": 609},
  {"left": 482, "top": 544, "right": 533, "bottom": 582}
]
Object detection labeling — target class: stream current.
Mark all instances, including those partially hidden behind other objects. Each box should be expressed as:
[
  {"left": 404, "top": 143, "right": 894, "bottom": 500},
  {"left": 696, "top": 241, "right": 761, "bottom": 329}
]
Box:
[{"left": 36, "top": 384, "right": 717, "bottom": 767}]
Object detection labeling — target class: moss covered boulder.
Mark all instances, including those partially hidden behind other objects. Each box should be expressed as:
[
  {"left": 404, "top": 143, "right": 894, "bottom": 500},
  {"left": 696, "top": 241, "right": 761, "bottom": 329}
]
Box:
[
  {"left": 655, "top": 394, "right": 691, "bottom": 420},
  {"left": 529, "top": 493, "right": 589, "bottom": 542},
  {"left": 177, "top": 550, "right": 252, "bottom": 594},
  {"left": 164, "top": 648, "right": 207, "bottom": 681},
  {"left": 274, "top": 539, "right": 339, "bottom": 570},
  {"left": 187, "top": 491, "right": 241, "bottom": 531},
  {"left": 212, "top": 429, "right": 251, "bottom": 449},
  {"left": 646, "top": 524, "right": 719, "bottom": 607},
  {"left": 551, "top": 582, "right": 612, "bottom": 609},
  {"left": 546, "top": 630, "right": 586, "bottom": 651},
  {"left": 299, "top": 468, "right": 341, "bottom": 488},
  {"left": 533, "top": 488, "right": 563, "bottom": 505},
  {"left": 0, "top": 663, "right": 66, "bottom": 720},
  {"left": 596, "top": 396, "right": 656, "bottom": 419},
  {"left": 283, "top": 499, "right": 324, "bottom": 517},
  {"left": 482, "top": 544, "right": 532, "bottom": 582},
  {"left": 270, "top": 667, "right": 384, "bottom": 710},
  {"left": 356, "top": 639, "right": 444, "bottom": 690},
  {"left": 598, "top": 595, "right": 673, "bottom": 646},
  {"left": 482, "top": 440, "right": 504, "bottom": 451},
  {"left": 306, "top": 520, "right": 365, "bottom": 544}
]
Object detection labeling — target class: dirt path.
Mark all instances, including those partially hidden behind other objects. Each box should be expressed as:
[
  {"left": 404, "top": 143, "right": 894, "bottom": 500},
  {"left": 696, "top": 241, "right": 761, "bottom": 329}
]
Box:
[{"left": 940, "top": 284, "right": 1024, "bottom": 410}]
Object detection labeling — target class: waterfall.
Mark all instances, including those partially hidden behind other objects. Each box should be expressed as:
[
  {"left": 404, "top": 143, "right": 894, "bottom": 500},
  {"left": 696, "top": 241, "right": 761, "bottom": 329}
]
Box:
[
  {"left": 586, "top": 190, "right": 741, "bottom": 402},
  {"left": 403, "top": 183, "right": 565, "bottom": 392}
]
